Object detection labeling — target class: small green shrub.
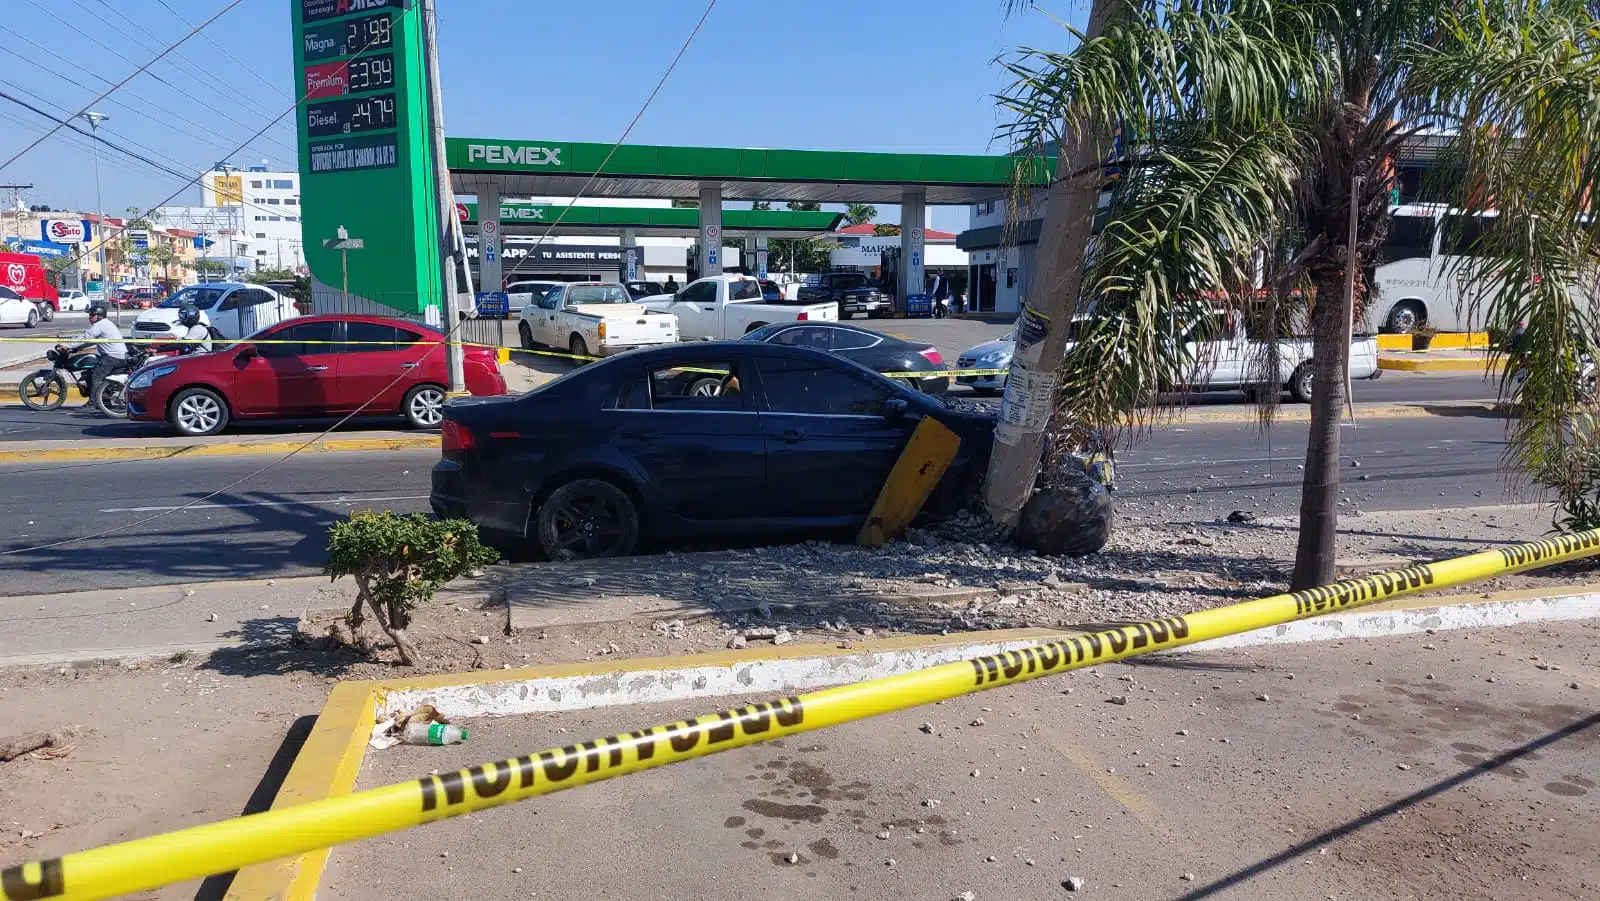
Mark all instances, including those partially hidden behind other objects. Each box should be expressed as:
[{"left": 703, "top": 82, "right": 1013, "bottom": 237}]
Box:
[{"left": 326, "top": 512, "right": 498, "bottom": 665}]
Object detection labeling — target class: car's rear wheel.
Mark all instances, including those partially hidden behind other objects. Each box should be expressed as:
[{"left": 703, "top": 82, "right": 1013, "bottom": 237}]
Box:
[
  {"left": 19, "top": 372, "right": 67, "bottom": 410},
  {"left": 39, "top": 304, "right": 53, "bottom": 322},
  {"left": 1288, "top": 364, "right": 1315, "bottom": 404},
  {"left": 744, "top": 322, "right": 769, "bottom": 334},
  {"left": 569, "top": 334, "right": 590, "bottom": 361},
  {"left": 403, "top": 384, "right": 446, "bottom": 429},
  {"left": 686, "top": 376, "right": 723, "bottom": 397},
  {"left": 24, "top": 309, "right": 38, "bottom": 328},
  {"left": 534, "top": 478, "right": 640, "bottom": 562},
  {"left": 519, "top": 321, "right": 535, "bottom": 350},
  {"left": 168, "top": 387, "right": 229, "bottom": 436}
]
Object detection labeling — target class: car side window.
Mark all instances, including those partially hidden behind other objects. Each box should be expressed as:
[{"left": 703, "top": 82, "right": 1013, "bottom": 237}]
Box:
[
  {"left": 259, "top": 320, "right": 339, "bottom": 358},
  {"left": 540, "top": 288, "right": 564, "bottom": 311},
  {"left": 770, "top": 326, "right": 833, "bottom": 350},
  {"left": 216, "top": 290, "right": 243, "bottom": 312},
  {"left": 681, "top": 282, "right": 715, "bottom": 304},
  {"left": 341, "top": 321, "right": 403, "bottom": 353},
  {"left": 642, "top": 361, "right": 745, "bottom": 412},
  {"left": 829, "top": 329, "right": 880, "bottom": 351},
  {"left": 756, "top": 358, "right": 889, "bottom": 416}
]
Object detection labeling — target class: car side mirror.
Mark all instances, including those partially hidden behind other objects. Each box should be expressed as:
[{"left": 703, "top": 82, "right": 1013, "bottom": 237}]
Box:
[
  {"left": 883, "top": 397, "right": 909, "bottom": 421},
  {"left": 235, "top": 345, "right": 257, "bottom": 361}
]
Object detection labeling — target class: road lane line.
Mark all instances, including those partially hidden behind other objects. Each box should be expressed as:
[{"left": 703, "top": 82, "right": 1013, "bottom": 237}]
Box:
[{"left": 98, "top": 494, "right": 428, "bottom": 513}]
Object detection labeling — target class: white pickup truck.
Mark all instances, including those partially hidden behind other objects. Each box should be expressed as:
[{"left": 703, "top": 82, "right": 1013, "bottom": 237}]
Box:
[
  {"left": 955, "top": 309, "right": 1379, "bottom": 402},
  {"left": 640, "top": 274, "right": 838, "bottom": 339},
  {"left": 516, "top": 282, "right": 679, "bottom": 358}
]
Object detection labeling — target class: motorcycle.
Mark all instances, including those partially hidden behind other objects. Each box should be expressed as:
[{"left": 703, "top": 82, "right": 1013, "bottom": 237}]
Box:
[
  {"left": 93, "top": 345, "right": 180, "bottom": 418},
  {"left": 18, "top": 346, "right": 97, "bottom": 411}
]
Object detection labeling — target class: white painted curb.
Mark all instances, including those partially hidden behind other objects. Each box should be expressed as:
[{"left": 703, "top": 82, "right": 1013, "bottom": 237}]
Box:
[{"left": 384, "top": 593, "right": 1600, "bottom": 720}]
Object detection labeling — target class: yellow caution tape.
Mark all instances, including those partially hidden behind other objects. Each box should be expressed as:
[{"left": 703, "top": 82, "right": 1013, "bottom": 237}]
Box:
[
  {"left": 5, "top": 528, "right": 1598, "bottom": 901},
  {"left": 0, "top": 336, "right": 1009, "bottom": 380}
]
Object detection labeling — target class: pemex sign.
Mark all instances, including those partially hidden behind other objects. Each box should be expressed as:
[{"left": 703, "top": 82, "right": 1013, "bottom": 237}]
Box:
[{"left": 291, "top": 0, "right": 441, "bottom": 314}]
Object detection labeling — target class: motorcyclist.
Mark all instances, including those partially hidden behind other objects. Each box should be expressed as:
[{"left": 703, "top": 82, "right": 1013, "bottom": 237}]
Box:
[
  {"left": 176, "top": 302, "right": 212, "bottom": 354},
  {"left": 59, "top": 303, "right": 128, "bottom": 399}
]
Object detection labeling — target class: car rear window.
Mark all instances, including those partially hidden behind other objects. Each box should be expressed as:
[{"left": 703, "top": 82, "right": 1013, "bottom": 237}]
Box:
[{"left": 567, "top": 285, "right": 631, "bottom": 304}]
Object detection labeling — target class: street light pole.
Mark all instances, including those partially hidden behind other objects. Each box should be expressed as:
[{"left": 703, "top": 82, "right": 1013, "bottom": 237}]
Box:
[{"left": 82, "top": 111, "right": 111, "bottom": 321}]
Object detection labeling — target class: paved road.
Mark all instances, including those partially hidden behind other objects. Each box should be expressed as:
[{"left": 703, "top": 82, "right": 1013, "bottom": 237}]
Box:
[
  {"left": 334, "top": 619, "right": 1600, "bottom": 901},
  {"left": 0, "top": 410, "right": 1530, "bottom": 595}
]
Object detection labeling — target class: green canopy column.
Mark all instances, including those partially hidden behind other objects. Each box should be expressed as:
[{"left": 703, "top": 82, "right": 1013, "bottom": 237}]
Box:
[{"left": 698, "top": 182, "right": 722, "bottom": 277}]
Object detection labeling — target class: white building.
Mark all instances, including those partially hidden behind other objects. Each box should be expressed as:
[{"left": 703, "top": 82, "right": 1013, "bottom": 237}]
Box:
[
  {"left": 200, "top": 166, "right": 305, "bottom": 271},
  {"left": 826, "top": 223, "right": 967, "bottom": 272}
]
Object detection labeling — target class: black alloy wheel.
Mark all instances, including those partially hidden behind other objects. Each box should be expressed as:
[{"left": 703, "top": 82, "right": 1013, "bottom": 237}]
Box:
[{"left": 534, "top": 478, "right": 640, "bottom": 561}]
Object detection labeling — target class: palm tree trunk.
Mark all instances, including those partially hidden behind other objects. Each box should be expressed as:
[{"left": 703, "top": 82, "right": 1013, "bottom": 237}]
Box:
[{"left": 1292, "top": 276, "right": 1350, "bottom": 588}]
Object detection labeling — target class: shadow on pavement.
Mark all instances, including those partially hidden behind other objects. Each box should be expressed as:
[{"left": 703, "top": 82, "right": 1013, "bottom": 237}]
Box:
[
  {"left": 192, "top": 714, "right": 317, "bottom": 901},
  {"left": 1174, "top": 709, "right": 1600, "bottom": 901}
]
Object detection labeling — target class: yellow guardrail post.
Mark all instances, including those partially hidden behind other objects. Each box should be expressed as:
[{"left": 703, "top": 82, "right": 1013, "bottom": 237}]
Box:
[{"left": 8, "top": 530, "right": 1597, "bottom": 900}]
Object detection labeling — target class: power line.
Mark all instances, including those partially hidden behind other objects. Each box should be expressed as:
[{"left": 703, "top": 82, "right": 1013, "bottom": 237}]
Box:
[
  {"left": 150, "top": 0, "right": 291, "bottom": 104},
  {"left": 0, "top": 26, "right": 295, "bottom": 164},
  {"left": 0, "top": 0, "right": 247, "bottom": 174},
  {"left": 29, "top": 0, "right": 298, "bottom": 158},
  {"left": 68, "top": 0, "right": 290, "bottom": 124}
]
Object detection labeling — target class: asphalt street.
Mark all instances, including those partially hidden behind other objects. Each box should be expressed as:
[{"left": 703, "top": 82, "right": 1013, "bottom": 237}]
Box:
[{"left": 0, "top": 411, "right": 1531, "bottom": 596}]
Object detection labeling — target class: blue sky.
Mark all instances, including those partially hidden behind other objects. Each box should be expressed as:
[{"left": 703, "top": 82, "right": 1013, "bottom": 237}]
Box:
[{"left": 0, "top": 0, "right": 1082, "bottom": 234}]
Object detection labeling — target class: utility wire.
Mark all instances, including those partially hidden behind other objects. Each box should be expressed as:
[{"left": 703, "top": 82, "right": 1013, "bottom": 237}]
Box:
[
  {"left": 0, "top": 0, "right": 246, "bottom": 174},
  {"left": 31, "top": 0, "right": 298, "bottom": 157},
  {"left": 150, "top": 0, "right": 291, "bottom": 103},
  {"left": 0, "top": 29, "right": 294, "bottom": 162},
  {"left": 85, "top": 0, "right": 290, "bottom": 119},
  {"left": 1, "top": 0, "right": 721, "bottom": 553}
]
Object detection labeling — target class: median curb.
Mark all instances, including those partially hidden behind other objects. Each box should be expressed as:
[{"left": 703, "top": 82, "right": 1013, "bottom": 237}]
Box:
[
  {"left": 227, "top": 581, "right": 1600, "bottom": 901},
  {"left": 0, "top": 433, "right": 438, "bottom": 464},
  {"left": 1379, "top": 354, "right": 1505, "bottom": 374}
]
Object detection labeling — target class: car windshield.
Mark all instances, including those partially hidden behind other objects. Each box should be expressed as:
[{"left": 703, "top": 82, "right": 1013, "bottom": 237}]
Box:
[
  {"left": 729, "top": 279, "right": 762, "bottom": 301},
  {"left": 566, "top": 285, "right": 632, "bottom": 305},
  {"left": 831, "top": 274, "right": 869, "bottom": 291},
  {"left": 159, "top": 286, "right": 227, "bottom": 309}
]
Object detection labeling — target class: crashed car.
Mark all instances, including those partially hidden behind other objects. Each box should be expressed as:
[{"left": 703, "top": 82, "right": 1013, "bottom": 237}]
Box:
[{"left": 432, "top": 341, "right": 1085, "bottom": 561}]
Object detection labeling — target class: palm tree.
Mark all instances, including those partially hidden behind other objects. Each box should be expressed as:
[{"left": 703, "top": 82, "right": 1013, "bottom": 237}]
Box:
[
  {"left": 997, "top": 0, "right": 1600, "bottom": 587},
  {"left": 750, "top": 201, "right": 772, "bottom": 211},
  {"left": 844, "top": 202, "right": 878, "bottom": 225},
  {"left": 785, "top": 201, "right": 821, "bottom": 212}
]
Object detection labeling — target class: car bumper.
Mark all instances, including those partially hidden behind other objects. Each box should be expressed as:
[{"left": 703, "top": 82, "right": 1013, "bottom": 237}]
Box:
[
  {"left": 841, "top": 300, "right": 888, "bottom": 314},
  {"left": 598, "top": 342, "right": 673, "bottom": 357},
  {"left": 126, "top": 387, "right": 158, "bottom": 420},
  {"left": 430, "top": 461, "right": 470, "bottom": 520}
]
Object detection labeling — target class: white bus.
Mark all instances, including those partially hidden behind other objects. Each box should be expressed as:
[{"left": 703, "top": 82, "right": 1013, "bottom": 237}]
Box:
[{"left": 1369, "top": 204, "right": 1494, "bottom": 334}]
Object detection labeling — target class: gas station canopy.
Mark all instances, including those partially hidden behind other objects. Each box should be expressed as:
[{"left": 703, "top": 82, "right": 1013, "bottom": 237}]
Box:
[
  {"left": 447, "top": 137, "right": 1050, "bottom": 205},
  {"left": 457, "top": 202, "right": 845, "bottom": 238}
]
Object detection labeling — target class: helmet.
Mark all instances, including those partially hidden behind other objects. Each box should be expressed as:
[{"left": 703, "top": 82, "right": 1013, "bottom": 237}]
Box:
[
  {"left": 87, "top": 303, "right": 108, "bottom": 319},
  {"left": 177, "top": 302, "right": 201, "bottom": 327}
]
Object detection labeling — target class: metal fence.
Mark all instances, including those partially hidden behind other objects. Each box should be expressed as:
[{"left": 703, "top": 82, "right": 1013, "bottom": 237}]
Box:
[{"left": 304, "top": 288, "right": 508, "bottom": 349}]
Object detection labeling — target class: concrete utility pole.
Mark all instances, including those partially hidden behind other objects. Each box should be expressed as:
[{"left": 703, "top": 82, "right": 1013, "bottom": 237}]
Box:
[
  {"left": 418, "top": 0, "right": 465, "bottom": 396},
  {"left": 980, "top": 0, "right": 1120, "bottom": 528},
  {"left": 0, "top": 184, "right": 31, "bottom": 248}
]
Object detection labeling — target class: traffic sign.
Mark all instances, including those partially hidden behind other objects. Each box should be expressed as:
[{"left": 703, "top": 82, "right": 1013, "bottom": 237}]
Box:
[{"left": 323, "top": 238, "right": 365, "bottom": 250}]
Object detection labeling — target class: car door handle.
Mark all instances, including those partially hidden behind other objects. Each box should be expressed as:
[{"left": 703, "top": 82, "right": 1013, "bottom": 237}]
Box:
[
  {"left": 779, "top": 429, "right": 805, "bottom": 444},
  {"left": 400, "top": 362, "right": 418, "bottom": 369},
  {"left": 702, "top": 306, "right": 716, "bottom": 312},
  {"left": 306, "top": 365, "right": 329, "bottom": 372}
]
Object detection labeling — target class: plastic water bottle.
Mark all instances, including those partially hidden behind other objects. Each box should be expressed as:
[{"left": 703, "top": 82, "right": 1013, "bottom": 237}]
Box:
[{"left": 403, "top": 722, "right": 468, "bottom": 745}]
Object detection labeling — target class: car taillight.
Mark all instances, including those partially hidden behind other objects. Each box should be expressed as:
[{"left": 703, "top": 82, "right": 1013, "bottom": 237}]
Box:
[
  {"left": 441, "top": 419, "right": 474, "bottom": 452},
  {"left": 919, "top": 347, "right": 944, "bottom": 365},
  {"left": 797, "top": 312, "right": 809, "bottom": 321}
]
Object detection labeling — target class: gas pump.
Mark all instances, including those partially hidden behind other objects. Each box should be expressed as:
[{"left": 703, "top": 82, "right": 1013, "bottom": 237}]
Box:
[{"left": 686, "top": 244, "right": 702, "bottom": 284}]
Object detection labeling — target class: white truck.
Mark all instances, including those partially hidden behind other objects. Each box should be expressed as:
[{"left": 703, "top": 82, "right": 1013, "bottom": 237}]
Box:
[
  {"left": 516, "top": 282, "right": 679, "bottom": 358},
  {"left": 640, "top": 274, "right": 838, "bottom": 339},
  {"left": 955, "top": 309, "right": 1379, "bottom": 403}
]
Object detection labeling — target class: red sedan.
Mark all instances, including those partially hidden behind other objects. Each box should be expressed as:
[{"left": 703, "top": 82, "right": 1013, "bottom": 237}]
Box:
[{"left": 126, "top": 314, "right": 506, "bottom": 436}]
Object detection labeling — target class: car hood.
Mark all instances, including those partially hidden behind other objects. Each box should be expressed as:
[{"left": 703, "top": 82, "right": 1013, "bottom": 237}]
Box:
[
  {"left": 568, "top": 303, "right": 657, "bottom": 318},
  {"left": 960, "top": 338, "right": 1016, "bottom": 359},
  {"left": 134, "top": 309, "right": 181, "bottom": 326}
]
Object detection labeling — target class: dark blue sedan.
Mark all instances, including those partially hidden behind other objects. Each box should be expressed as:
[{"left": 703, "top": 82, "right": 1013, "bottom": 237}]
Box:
[{"left": 430, "top": 342, "right": 998, "bottom": 560}]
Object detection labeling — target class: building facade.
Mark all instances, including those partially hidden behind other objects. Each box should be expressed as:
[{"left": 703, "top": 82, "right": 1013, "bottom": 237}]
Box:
[{"left": 201, "top": 166, "right": 305, "bottom": 271}]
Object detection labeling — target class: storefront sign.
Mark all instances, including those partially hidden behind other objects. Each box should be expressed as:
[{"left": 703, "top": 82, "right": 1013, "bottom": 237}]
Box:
[
  {"left": 308, "top": 134, "right": 400, "bottom": 173},
  {"left": 40, "top": 219, "right": 89, "bottom": 244}
]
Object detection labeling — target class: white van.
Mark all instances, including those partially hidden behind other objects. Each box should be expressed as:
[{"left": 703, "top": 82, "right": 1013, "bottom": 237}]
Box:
[
  {"left": 131, "top": 282, "right": 300, "bottom": 342},
  {"left": 1370, "top": 205, "right": 1496, "bottom": 334}
]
